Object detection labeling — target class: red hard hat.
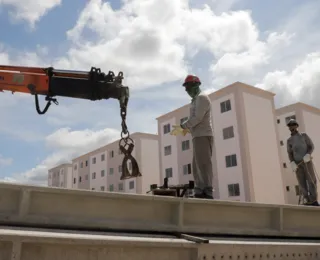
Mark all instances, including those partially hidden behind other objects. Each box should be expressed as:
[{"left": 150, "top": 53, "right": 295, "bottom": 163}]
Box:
[{"left": 183, "top": 75, "right": 201, "bottom": 87}]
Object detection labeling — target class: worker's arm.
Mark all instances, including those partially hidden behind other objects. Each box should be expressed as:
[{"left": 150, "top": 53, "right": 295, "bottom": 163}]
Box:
[
  {"left": 287, "top": 138, "right": 294, "bottom": 162},
  {"left": 181, "top": 95, "right": 210, "bottom": 129},
  {"left": 303, "top": 133, "right": 315, "bottom": 154}
]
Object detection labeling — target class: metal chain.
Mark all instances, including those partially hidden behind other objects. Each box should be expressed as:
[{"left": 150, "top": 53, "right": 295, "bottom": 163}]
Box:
[{"left": 119, "top": 104, "right": 133, "bottom": 149}]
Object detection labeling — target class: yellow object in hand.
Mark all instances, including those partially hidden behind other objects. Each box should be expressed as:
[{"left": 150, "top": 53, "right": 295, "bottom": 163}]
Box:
[{"left": 170, "top": 125, "right": 190, "bottom": 136}]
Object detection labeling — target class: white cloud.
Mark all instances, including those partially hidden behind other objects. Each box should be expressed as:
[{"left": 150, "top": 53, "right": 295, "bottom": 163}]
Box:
[
  {"left": 0, "top": 0, "right": 62, "bottom": 27},
  {"left": 10, "top": 127, "right": 120, "bottom": 185},
  {"left": 52, "top": 0, "right": 269, "bottom": 91},
  {"left": 210, "top": 32, "right": 294, "bottom": 87},
  {"left": 0, "top": 155, "right": 13, "bottom": 166},
  {"left": 257, "top": 52, "right": 320, "bottom": 107}
]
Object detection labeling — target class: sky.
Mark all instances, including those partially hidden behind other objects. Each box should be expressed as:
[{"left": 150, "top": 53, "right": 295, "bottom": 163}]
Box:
[{"left": 0, "top": 0, "right": 320, "bottom": 186}]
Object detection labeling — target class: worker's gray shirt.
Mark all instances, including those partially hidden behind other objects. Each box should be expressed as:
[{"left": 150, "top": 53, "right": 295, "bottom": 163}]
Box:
[
  {"left": 181, "top": 92, "right": 213, "bottom": 139},
  {"left": 287, "top": 132, "right": 314, "bottom": 163}
]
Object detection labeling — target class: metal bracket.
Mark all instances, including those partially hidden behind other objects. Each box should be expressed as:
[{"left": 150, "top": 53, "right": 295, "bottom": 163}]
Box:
[
  {"left": 147, "top": 177, "right": 194, "bottom": 197},
  {"left": 176, "top": 233, "right": 209, "bottom": 244}
]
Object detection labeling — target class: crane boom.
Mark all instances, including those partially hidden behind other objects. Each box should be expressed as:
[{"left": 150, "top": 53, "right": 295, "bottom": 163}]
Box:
[{"left": 0, "top": 65, "right": 141, "bottom": 180}]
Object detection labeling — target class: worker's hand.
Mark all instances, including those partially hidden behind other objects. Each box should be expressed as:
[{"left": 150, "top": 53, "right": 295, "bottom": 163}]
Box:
[
  {"left": 303, "top": 153, "right": 311, "bottom": 163},
  {"left": 170, "top": 125, "right": 183, "bottom": 136},
  {"left": 170, "top": 125, "right": 190, "bottom": 136},
  {"left": 290, "top": 161, "right": 298, "bottom": 172},
  {"left": 182, "top": 128, "right": 190, "bottom": 136}
]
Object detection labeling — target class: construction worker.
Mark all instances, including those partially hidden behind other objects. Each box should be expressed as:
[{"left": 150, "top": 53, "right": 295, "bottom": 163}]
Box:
[
  {"left": 180, "top": 75, "right": 214, "bottom": 199},
  {"left": 286, "top": 118, "right": 319, "bottom": 206}
]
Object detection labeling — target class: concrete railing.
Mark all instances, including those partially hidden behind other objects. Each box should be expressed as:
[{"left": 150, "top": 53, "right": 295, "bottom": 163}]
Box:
[{"left": 0, "top": 182, "right": 320, "bottom": 237}]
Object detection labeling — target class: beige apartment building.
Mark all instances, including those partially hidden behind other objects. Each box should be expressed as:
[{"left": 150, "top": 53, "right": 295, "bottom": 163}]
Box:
[
  {"left": 276, "top": 103, "right": 320, "bottom": 204},
  {"left": 157, "top": 82, "right": 286, "bottom": 204},
  {"left": 50, "top": 132, "right": 160, "bottom": 195},
  {"left": 48, "top": 163, "right": 73, "bottom": 189}
]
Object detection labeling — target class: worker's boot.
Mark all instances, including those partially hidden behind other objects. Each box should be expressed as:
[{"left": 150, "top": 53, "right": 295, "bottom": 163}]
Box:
[
  {"left": 304, "top": 200, "right": 319, "bottom": 206},
  {"left": 204, "top": 194, "right": 214, "bottom": 199},
  {"left": 194, "top": 193, "right": 205, "bottom": 199}
]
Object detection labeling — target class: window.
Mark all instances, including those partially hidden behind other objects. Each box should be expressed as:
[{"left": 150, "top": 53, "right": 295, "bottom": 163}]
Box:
[
  {"left": 85, "top": 174, "right": 88, "bottom": 181},
  {"left": 180, "top": 117, "right": 188, "bottom": 124},
  {"left": 220, "top": 99, "right": 231, "bottom": 113},
  {"left": 74, "top": 164, "right": 77, "bottom": 170},
  {"left": 80, "top": 162, "right": 83, "bottom": 168},
  {"left": 183, "top": 163, "right": 192, "bottom": 175},
  {"left": 101, "top": 154, "right": 105, "bottom": 161},
  {"left": 182, "top": 140, "right": 190, "bottom": 151},
  {"left": 223, "top": 126, "right": 234, "bottom": 139},
  {"left": 277, "top": 119, "right": 280, "bottom": 124},
  {"left": 92, "top": 188, "right": 95, "bottom": 190},
  {"left": 118, "top": 165, "right": 122, "bottom": 172},
  {"left": 165, "top": 168, "right": 173, "bottom": 178},
  {"left": 225, "top": 154, "right": 237, "bottom": 167},
  {"left": 100, "top": 186, "right": 105, "bottom": 191},
  {"left": 163, "top": 123, "right": 171, "bottom": 134},
  {"left": 280, "top": 140, "right": 284, "bottom": 146},
  {"left": 109, "top": 184, "right": 114, "bottom": 191},
  {"left": 129, "top": 181, "right": 135, "bottom": 189},
  {"left": 92, "top": 157, "right": 96, "bottom": 164},
  {"left": 118, "top": 183, "right": 124, "bottom": 191},
  {"left": 283, "top": 163, "right": 287, "bottom": 168},
  {"left": 85, "top": 160, "right": 88, "bottom": 167},
  {"left": 109, "top": 168, "right": 114, "bottom": 175},
  {"left": 110, "top": 150, "right": 114, "bottom": 158},
  {"left": 79, "top": 176, "right": 82, "bottom": 182},
  {"left": 228, "top": 183, "right": 240, "bottom": 196},
  {"left": 295, "top": 185, "right": 300, "bottom": 196},
  {"left": 164, "top": 145, "right": 172, "bottom": 156},
  {"left": 286, "top": 186, "right": 290, "bottom": 192},
  {"left": 285, "top": 115, "right": 296, "bottom": 124},
  {"left": 60, "top": 182, "right": 63, "bottom": 187},
  {"left": 73, "top": 178, "right": 76, "bottom": 184},
  {"left": 101, "top": 170, "right": 105, "bottom": 177},
  {"left": 92, "top": 172, "right": 96, "bottom": 179}
]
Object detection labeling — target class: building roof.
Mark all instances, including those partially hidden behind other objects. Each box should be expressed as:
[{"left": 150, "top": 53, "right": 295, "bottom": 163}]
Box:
[
  {"left": 276, "top": 102, "right": 320, "bottom": 116},
  {"left": 156, "top": 81, "right": 276, "bottom": 121}
]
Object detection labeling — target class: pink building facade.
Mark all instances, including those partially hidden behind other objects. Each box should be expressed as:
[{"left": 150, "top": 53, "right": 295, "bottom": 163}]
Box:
[
  {"left": 48, "top": 163, "right": 73, "bottom": 189},
  {"left": 49, "top": 132, "right": 160, "bottom": 195}
]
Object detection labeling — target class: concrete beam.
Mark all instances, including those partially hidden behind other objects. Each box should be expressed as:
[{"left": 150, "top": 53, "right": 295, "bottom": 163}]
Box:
[
  {"left": 0, "top": 182, "right": 319, "bottom": 237},
  {"left": 0, "top": 227, "right": 320, "bottom": 260}
]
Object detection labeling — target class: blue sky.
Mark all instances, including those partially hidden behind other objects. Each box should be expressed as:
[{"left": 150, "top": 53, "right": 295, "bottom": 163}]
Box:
[{"left": 0, "top": 0, "right": 319, "bottom": 185}]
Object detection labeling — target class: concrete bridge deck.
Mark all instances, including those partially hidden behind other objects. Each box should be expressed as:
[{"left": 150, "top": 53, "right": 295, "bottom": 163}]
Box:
[{"left": 0, "top": 182, "right": 320, "bottom": 259}]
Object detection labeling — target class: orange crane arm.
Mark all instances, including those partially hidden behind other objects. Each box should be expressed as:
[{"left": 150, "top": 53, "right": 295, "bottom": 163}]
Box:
[
  {"left": 0, "top": 65, "right": 128, "bottom": 117},
  {"left": 0, "top": 65, "right": 141, "bottom": 180}
]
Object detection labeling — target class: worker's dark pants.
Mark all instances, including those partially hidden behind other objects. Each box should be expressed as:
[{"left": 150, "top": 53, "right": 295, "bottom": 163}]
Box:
[
  {"left": 296, "top": 161, "right": 318, "bottom": 203},
  {"left": 192, "top": 136, "right": 214, "bottom": 197}
]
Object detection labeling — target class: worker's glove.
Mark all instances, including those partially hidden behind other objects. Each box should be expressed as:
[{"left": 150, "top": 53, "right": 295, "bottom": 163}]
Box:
[
  {"left": 303, "top": 153, "right": 311, "bottom": 163},
  {"left": 170, "top": 125, "right": 190, "bottom": 136},
  {"left": 290, "top": 161, "right": 298, "bottom": 172}
]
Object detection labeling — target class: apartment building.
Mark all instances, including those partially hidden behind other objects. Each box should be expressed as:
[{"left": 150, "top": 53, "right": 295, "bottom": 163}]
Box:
[
  {"left": 69, "top": 132, "right": 160, "bottom": 194},
  {"left": 276, "top": 102, "right": 320, "bottom": 204},
  {"left": 48, "top": 163, "right": 73, "bottom": 189},
  {"left": 157, "top": 82, "right": 286, "bottom": 204}
]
